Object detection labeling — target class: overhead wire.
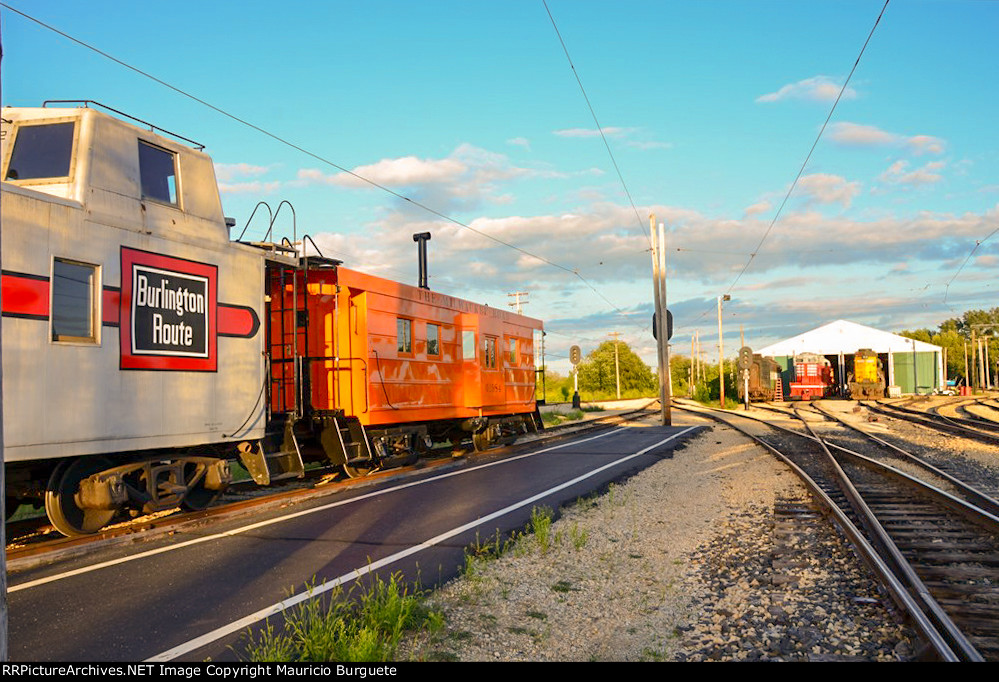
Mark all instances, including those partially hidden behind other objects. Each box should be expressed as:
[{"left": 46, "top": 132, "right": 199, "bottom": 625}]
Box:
[
  {"left": 0, "top": 2, "right": 636, "bottom": 323},
  {"left": 943, "top": 225, "right": 999, "bottom": 311},
  {"left": 680, "top": 0, "right": 891, "bottom": 333},
  {"left": 542, "top": 0, "right": 651, "bottom": 250}
]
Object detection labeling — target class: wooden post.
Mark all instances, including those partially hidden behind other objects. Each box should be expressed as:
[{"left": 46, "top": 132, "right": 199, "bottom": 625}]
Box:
[
  {"left": 609, "top": 331, "right": 621, "bottom": 400},
  {"left": 717, "top": 296, "right": 727, "bottom": 408},
  {"left": 649, "top": 215, "right": 669, "bottom": 425},
  {"left": 659, "top": 222, "right": 672, "bottom": 425}
]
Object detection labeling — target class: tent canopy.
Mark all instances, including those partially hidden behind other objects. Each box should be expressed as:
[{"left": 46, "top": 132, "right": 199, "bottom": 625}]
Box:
[{"left": 757, "top": 319, "right": 941, "bottom": 357}]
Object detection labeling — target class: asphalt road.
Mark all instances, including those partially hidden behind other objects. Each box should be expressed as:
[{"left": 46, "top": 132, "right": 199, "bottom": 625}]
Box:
[{"left": 7, "top": 421, "right": 701, "bottom": 662}]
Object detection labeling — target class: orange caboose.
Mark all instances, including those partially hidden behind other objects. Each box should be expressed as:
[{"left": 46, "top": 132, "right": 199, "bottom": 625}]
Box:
[{"left": 256, "top": 257, "right": 544, "bottom": 479}]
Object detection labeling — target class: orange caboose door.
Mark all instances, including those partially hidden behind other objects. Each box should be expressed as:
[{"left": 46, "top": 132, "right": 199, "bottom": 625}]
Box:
[{"left": 458, "top": 313, "right": 506, "bottom": 410}]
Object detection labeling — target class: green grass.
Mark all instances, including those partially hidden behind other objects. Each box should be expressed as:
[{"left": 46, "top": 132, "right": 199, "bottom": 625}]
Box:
[
  {"left": 530, "top": 505, "right": 553, "bottom": 553},
  {"left": 540, "top": 409, "right": 585, "bottom": 426},
  {"left": 239, "top": 572, "right": 443, "bottom": 662}
]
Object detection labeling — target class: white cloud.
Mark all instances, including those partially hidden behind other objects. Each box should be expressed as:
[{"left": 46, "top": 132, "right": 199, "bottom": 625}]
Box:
[
  {"left": 907, "top": 135, "right": 947, "bottom": 155},
  {"left": 796, "top": 173, "right": 861, "bottom": 208},
  {"left": 744, "top": 201, "right": 772, "bottom": 218},
  {"left": 507, "top": 137, "right": 531, "bottom": 150},
  {"left": 829, "top": 122, "right": 946, "bottom": 155},
  {"left": 756, "top": 75, "right": 856, "bottom": 103},
  {"left": 218, "top": 180, "right": 282, "bottom": 195},
  {"left": 878, "top": 160, "right": 946, "bottom": 186},
  {"left": 214, "top": 162, "right": 271, "bottom": 182},
  {"left": 306, "top": 156, "right": 467, "bottom": 189}
]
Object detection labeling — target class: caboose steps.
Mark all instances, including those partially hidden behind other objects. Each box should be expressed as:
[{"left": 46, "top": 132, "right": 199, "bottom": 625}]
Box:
[{"left": 237, "top": 419, "right": 306, "bottom": 486}]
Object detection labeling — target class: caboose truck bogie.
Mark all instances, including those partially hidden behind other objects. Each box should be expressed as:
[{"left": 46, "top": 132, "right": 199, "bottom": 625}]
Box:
[{"left": 2, "top": 102, "right": 544, "bottom": 536}]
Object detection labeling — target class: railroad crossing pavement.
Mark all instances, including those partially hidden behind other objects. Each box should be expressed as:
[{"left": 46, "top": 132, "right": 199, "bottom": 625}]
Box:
[{"left": 6, "top": 418, "right": 705, "bottom": 662}]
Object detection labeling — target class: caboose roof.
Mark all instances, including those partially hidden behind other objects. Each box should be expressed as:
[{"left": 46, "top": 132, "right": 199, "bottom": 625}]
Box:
[{"left": 757, "top": 319, "right": 941, "bottom": 357}]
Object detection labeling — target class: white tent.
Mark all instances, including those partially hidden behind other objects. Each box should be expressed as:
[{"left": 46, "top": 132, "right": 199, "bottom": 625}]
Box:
[{"left": 757, "top": 319, "right": 944, "bottom": 395}]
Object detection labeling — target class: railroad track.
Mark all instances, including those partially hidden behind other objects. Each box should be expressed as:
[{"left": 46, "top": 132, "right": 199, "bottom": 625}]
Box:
[
  {"left": 865, "top": 400, "right": 999, "bottom": 445},
  {"left": 673, "top": 399, "right": 999, "bottom": 662},
  {"left": 930, "top": 398, "right": 999, "bottom": 427},
  {"left": 6, "top": 404, "right": 659, "bottom": 561}
]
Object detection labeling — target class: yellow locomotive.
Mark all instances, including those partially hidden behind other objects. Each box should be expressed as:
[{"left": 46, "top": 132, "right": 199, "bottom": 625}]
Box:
[{"left": 848, "top": 348, "right": 885, "bottom": 399}]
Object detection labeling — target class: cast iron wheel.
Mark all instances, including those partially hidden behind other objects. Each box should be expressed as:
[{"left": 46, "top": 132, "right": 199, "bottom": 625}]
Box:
[
  {"left": 44, "top": 457, "right": 118, "bottom": 537},
  {"left": 180, "top": 461, "right": 226, "bottom": 511},
  {"left": 342, "top": 463, "right": 375, "bottom": 478}
]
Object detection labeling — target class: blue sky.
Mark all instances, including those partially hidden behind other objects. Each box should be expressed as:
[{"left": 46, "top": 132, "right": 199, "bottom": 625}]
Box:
[{"left": 2, "top": 0, "right": 996, "bottom": 372}]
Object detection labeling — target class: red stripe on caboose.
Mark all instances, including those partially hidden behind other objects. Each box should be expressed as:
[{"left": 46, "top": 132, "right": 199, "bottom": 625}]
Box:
[
  {"left": 1, "top": 272, "right": 50, "bottom": 319},
  {"left": 102, "top": 287, "right": 120, "bottom": 326},
  {"left": 218, "top": 304, "right": 260, "bottom": 338}
]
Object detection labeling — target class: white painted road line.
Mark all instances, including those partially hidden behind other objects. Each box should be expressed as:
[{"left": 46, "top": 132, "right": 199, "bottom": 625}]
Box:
[
  {"left": 147, "top": 427, "right": 697, "bottom": 662},
  {"left": 11, "top": 426, "right": 634, "bottom": 593}
]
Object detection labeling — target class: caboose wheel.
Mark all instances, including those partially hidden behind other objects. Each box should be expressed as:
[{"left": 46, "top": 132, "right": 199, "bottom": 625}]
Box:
[
  {"left": 44, "top": 458, "right": 118, "bottom": 536},
  {"left": 342, "top": 463, "right": 374, "bottom": 478},
  {"left": 180, "top": 462, "right": 225, "bottom": 511}
]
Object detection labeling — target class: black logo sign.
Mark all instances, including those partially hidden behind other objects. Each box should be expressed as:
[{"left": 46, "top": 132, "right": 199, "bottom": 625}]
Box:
[{"left": 131, "top": 265, "right": 209, "bottom": 357}]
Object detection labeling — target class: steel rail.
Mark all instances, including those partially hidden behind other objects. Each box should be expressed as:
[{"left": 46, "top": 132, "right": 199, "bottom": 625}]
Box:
[
  {"left": 671, "top": 400, "right": 975, "bottom": 662},
  {"left": 7, "top": 405, "right": 664, "bottom": 559},
  {"left": 865, "top": 401, "right": 999, "bottom": 444},
  {"left": 810, "top": 402, "right": 999, "bottom": 518},
  {"left": 792, "top": 408, "right": 985, "bottom": 662}
]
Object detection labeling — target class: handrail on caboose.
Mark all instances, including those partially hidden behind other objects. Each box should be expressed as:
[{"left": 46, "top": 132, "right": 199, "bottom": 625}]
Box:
[{"left": 41, "top": 100, "right": 206, "bottom": 149}]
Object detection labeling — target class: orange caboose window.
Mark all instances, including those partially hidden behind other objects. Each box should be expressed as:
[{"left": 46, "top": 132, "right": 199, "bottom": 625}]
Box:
[
  {"left": 484, "top": 336, "right": 497, "bottom": 369},
  {"left": 427, "top": 323, "right": 441, "bottom": 357},
  {"left": 397, "top": 318, "right": 413, "bottom": 354}
]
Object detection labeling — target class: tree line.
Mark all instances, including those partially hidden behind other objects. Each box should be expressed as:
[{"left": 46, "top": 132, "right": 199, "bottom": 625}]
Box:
[
  {"left": 537, "top": 307, "right": 997, "bottom": 405},
  {"left": 898, "top": 307, "right": 998, "bottom": 386}
]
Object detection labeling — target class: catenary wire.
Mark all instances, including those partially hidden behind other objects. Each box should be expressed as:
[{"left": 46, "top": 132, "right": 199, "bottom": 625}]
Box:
[
  {"left": 678, "top": 0, "right": 890, "bottom": 333},
  {"left": 0, "top": 2, "right": 638, "bottom": 324},
  {"left": 542, "top": 0, "right": 651, "bottom": 249}
]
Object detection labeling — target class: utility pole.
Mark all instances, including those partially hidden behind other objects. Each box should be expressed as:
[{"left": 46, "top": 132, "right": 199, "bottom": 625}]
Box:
[
  {"left": 690, "top": 333, "right": 696, "bottom": 397},
  {"left": 649, "top": 215, "right": 671, "bottom": 425},
  {"left": 717, "top": 294, "right": 731, "bottom": 408},
  {"left": 964, "top": 340, "right": 970, "bottom": 393},
  {"left": 507, "top": 291, "right": 529, "bottom": 315},
  {"left": 609, "top": 331, "right": 622, "bottom": 400},
  {"left": 971, "top": 324, "right": 998, "bottom": 392}
]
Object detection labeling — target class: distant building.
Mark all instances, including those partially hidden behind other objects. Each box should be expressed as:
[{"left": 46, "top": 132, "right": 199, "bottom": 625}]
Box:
[{"left": 757, "top": 319, "right": 944, "bottom": 396}]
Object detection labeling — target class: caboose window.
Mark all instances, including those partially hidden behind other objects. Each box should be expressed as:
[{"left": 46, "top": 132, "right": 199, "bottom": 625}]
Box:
[
  {"left": 508, "top": 338, "right": 517, "bottom": 364},
  {"left": 51, "top": 258, "right": 99, "bottom": 344},
  {"left": 484, "top": 336, "right": 498, "bottom": 369},
  {"left": 462, "top": 330, "right": 476, "bottom": 360},
  {"left": 427, "top": 323, "right": 440, "bottom": 357},
  {"left": 138, "top": 140, "right": 178, "bottom": 205},
  {"left": 397, "top": 318, "right": 413, "bottom": 354},
  {"left": 5, "top": 122, "right": 75, "bottom": 181}
]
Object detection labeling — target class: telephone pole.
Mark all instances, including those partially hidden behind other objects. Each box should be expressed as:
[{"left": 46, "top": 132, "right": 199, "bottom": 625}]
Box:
[
  {"left": 507, "top": 291, "right": 529, "bottom": 315},
  {"left": 718, "top": 294, "right": 731, "bottom": 408},
  {"left": 649, "top": 215, "right": 671, "bottom": 425},
  {"left": 609, "top": 332, "right": 622, "bottom": 399}
]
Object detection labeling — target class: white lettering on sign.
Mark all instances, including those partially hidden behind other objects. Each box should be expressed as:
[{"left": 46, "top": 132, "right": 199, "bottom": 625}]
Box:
[
  {"left": 131, "top": 264, "right": 209, "bottom": 358},
  {"left": 135, "top": 274, "right": 206, "bottom": 318}
]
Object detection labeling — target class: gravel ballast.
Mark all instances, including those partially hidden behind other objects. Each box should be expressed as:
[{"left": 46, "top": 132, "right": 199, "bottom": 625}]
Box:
[{"left": 402, "top": 413, "right": 917, "bottom": 662}]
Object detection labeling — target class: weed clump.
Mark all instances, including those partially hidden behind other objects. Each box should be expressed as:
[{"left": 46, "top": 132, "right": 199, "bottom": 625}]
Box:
[{"left": 240, "top": 573, "right": 442, "bottom": 662}]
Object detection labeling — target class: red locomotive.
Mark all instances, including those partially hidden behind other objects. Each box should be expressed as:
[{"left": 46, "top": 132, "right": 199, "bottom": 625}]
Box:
[
  {"left": 789, "top": 353, "right": 834, "bottom": 400},
  {"left": 1, "top": 102, "right": 544, "bottom": 535}
]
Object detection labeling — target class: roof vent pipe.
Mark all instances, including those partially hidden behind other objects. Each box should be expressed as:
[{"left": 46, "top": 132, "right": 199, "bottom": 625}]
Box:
[{"left": 413, "top": 232, "right": 431, "bottom": 290}]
